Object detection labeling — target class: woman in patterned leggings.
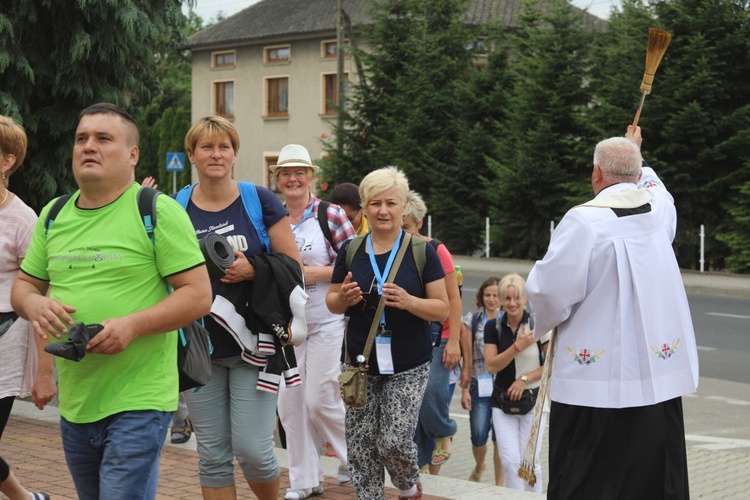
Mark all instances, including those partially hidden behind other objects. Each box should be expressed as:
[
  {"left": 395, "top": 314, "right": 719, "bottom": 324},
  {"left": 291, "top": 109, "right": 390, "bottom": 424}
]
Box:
[{"left": 327, "top": 166, "right": 449, "bottom": 500}]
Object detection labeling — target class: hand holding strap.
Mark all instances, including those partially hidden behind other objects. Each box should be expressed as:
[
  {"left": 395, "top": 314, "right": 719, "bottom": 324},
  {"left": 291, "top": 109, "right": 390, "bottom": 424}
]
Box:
[{"left": 345, "top": 233, "right": 412, "bottom": 366}]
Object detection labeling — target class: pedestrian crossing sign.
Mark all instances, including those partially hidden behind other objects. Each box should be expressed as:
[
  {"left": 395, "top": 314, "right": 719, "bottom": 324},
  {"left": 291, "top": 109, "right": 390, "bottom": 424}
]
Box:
[{"left": 166, "top": 152, "right": 184, "bottom": 172}]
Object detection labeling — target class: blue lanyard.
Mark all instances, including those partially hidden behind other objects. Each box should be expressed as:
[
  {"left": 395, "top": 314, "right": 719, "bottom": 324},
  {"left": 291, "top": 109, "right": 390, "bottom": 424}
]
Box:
[
  {"left": 291, "top": 203, "right": 314, "bottom": 233},
  {"left": 367, "top": 230, "right": 403, "bottom": 325}
]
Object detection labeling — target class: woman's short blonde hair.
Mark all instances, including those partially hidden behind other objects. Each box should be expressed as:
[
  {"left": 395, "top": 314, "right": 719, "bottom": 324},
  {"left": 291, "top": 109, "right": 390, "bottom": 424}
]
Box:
[
  {"left": 405, "top": 190, "right": 427, "bottom": 223},
  {"left": 184, "top": 115, "right": 240, "bottom": 155},
  {"left": 0, "top": 115, "right": 28, "bottom": 178},
  {"left": 498, "top": 273, "right": 527, "bottom": 302},
  {"left": 359, "top": 166, "right": 409, "bottom": 206}
]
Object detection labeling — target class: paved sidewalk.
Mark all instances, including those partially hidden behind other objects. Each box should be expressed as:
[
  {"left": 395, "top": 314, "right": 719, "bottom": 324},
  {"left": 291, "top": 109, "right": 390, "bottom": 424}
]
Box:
[
  {"left": 7, "top": 390, "right": 750, "bottom": 499},
  {"left": 2, "top": 402, "right": 450, "bottom": 500},
  {"left": 5, "top": 399, "right": 529, "bottom": 500}
]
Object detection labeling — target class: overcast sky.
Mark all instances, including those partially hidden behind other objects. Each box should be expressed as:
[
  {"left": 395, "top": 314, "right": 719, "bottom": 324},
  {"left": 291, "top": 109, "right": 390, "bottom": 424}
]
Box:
[{"left": 188, "top": 0, "right": 622, "bottom": 25}]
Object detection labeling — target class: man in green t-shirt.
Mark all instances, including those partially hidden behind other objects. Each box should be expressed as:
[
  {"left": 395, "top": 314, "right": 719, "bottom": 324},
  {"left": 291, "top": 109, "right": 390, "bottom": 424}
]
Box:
[{"left": 11, "top": 103, "right": 211, "bottom": 500}]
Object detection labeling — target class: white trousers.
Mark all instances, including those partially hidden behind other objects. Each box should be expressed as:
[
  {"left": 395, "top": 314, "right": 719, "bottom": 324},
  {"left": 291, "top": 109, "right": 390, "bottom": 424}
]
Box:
[
  {"left": 492, "top": 407, "right": 546, "bottom": 493},
  {"left": 278, "top": 320, "right": 348, "bottom": 489}
]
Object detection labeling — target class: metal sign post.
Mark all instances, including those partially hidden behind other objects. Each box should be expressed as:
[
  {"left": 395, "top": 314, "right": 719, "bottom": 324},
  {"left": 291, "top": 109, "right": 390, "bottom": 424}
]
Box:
[{"left": 166, "top": 152, "right": 185, "bottom": 194}]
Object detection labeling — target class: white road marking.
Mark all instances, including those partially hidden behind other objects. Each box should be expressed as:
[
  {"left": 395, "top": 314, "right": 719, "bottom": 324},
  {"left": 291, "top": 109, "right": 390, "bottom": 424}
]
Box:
[
  {"left": 705, "top": 395, "right": 750, "bottom": 406},
  {"left": 706, "top": 312, "right": 750, "bottom": 319},
  {"left": 685, "top": 434, "right": 750, "bottom": 451},
  {"left": 696, "top": 346, "right": 716, "bottom": 351}
]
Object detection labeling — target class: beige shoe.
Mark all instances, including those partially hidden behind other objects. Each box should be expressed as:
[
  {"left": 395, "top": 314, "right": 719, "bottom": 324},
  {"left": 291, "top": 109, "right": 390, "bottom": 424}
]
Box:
[{"left": 469, "top": 463, "right": 486, "bottom": 482}]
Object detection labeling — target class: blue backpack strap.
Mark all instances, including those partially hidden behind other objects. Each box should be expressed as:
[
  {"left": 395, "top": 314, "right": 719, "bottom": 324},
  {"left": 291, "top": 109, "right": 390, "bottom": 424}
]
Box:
[
  {"left": 174, "top": 181, "right": 270, "bottom": 252},
  {"left": 136, "top": 187, "right": 161, "bottom": 243},
  {"left": 538, "top": 340, "right": 545, "bottom": 365},
  {"left": 175, "top": 184, "right": 196, "bottom": 210},
  {"left": 238, "top": 181, "right": 270, "bottom": 253},
  {"left": 44, "top": 194, "right": 73, "bottom": 237}
]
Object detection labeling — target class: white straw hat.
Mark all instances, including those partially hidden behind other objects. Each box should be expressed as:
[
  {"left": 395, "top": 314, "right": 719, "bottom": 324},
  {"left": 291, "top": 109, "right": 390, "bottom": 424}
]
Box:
[{"left": 269, "top": 144, "right": 319, "bottom": 173}]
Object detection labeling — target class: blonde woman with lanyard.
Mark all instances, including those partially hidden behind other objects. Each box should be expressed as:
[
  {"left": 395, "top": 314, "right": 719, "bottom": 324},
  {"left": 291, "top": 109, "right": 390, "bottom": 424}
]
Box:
[
  {"left": 327, "top": 166, "right": 448, "bottom": 500},
  {"left": 274, "top": 144, "right": 356, "bottom": 500},
  {"left": 483, "top": 273, "right": 549, "bottom": 493}
]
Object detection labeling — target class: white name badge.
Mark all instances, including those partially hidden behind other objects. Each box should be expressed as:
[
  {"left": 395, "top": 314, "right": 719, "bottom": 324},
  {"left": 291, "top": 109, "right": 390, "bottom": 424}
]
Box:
[
  {"left": 478, "top": 373, "right": 493, "bottom": 397},
  {"left": 376, "top": 330, "right": 394, "bottom": 375}
]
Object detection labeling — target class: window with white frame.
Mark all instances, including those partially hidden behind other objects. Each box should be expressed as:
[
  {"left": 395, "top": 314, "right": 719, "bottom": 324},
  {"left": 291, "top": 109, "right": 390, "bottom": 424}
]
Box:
[{"left": 466, "top": 37, "right": 489, "bottom": 68}]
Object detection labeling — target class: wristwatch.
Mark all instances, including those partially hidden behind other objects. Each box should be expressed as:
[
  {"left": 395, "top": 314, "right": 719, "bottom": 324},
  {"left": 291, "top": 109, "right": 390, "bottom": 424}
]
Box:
[{"left": 520, "top": 374, "right": 528, "bottom": 384}]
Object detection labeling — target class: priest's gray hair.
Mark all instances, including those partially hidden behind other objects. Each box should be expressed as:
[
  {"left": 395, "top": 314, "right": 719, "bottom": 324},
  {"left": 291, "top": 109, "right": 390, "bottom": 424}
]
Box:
[{"left": 593, "top": 137, "right": 642, "bottom": 181}]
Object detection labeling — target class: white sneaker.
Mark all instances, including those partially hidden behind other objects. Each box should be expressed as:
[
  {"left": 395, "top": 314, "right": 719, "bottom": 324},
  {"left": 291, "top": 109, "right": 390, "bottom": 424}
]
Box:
[
  {"left": 284, "top": 483, "right": 323, "bottom": 500},
  {"left": 338, "top": 464, "right": 352, "bottom": 485}
]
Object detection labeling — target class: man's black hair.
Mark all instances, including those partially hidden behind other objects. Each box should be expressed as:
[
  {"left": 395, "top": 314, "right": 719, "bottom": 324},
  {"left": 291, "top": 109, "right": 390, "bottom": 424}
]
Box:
[
  {"left": 78, "top": 103, "right": 139, "bottom": 145},
  {"left": 329, "top": 182, "right": 361, "bottom": 208}
]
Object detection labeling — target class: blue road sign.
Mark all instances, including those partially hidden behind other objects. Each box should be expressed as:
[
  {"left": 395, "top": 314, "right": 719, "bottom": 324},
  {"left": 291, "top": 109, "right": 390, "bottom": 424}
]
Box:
[{"left": 166, "top": 152, "right": 185, "bottom": 172}]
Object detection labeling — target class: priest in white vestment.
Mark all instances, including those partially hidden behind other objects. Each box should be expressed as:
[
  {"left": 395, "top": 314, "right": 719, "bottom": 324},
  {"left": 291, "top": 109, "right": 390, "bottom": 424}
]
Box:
[{"left": 527, "top": 125, "right": 698, "bottom": 500}]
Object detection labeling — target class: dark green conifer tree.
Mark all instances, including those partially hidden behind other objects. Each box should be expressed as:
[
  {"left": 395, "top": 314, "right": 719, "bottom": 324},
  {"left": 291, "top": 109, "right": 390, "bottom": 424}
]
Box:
[
  {"left": 488, "top": 0, "right": 596, "bottom": 259},
  {"left": 647, "top": 0, "right": 750, "bottom": 268},
  {"left": 322, "top": 0, "right": 485, "bottom": 252},
  {"left": 0, "top": 0, "right": 190, "bottom": 210},
  {"left": 135, "top": 11, "right": 204, "bottom": 192}
]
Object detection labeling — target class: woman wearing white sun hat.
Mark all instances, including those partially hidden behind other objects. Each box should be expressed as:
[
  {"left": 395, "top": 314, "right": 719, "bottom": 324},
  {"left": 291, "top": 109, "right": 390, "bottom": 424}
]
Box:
[{"left": 274, "top": 144, "right": 356, "bottom": 500}]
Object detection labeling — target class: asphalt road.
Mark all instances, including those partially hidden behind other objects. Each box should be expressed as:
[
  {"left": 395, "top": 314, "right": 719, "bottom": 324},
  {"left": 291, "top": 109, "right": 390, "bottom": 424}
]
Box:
[{"left": 688, "top": 293, "right": 750, "bottom": 384}]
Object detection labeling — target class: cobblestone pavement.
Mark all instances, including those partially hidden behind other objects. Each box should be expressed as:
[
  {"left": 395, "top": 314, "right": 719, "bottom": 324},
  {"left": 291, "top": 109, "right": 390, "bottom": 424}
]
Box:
[
  {"left": 3, "top": 409, "right": 447, "bottom": 500},
  {"left": 6, "top": 386, "right": 750, "bottom": 499}
]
